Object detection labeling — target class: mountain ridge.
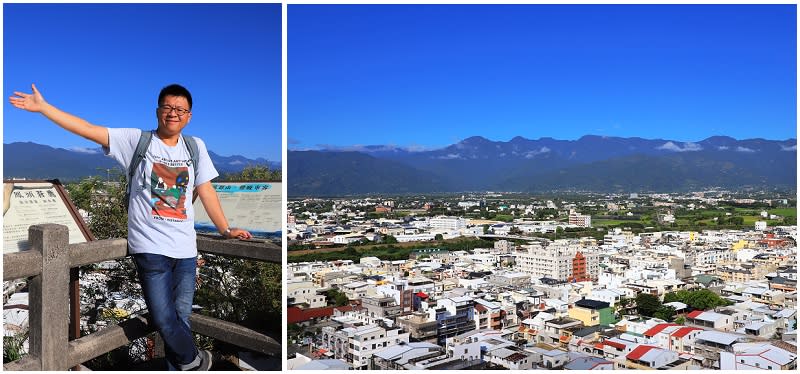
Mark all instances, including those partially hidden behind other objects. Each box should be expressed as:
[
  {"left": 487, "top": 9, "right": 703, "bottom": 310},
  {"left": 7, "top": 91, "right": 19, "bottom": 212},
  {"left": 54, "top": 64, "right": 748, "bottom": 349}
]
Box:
[
  {"left": 289, "top": 135, "right": 796, "bottom": 196},
  {"left": 3, "top": 142, "right": 280, "bottom": 181}
]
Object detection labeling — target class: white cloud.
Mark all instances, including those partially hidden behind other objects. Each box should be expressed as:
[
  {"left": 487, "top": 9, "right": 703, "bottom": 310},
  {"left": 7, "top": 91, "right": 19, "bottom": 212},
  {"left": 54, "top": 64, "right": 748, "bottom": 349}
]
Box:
[
  {"left": 656, "top": 141, "right": 702, "bottom": 152},
  {"left": 68, "top": 147, "right": 100, "bottom": 154},
  {"left": 316, "top": 144, "right": 439, "bottom": 153},
  {"left": 436, "top": 154, "right": 462, "bottom": 160},
  {"left": 229, "top": 160, "right": 245, "bottom": 165},
  {"left": 524, "top": 147, "right": 551, "bottom": 158},
  {"left": 780, "top": 144, "right": 797, "bottom": 151},
  {"left": 717, "top": 146, "right": 729, "bottom": 150},
  {"left": 735, "top": 146, "right": 756, "bottom": 153}
]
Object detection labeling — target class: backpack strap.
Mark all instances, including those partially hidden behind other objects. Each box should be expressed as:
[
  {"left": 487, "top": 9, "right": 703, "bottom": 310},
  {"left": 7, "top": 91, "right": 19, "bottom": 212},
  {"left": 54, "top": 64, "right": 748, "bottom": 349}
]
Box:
[
  {"left": 125, "top": 130, "right": 153, "bottom": 211},
  {"left": 182, "top": 134, "right": 200, "bottom": 182},
  {"left": 182, "top": 134, "right": 201, "bottom": 203}
]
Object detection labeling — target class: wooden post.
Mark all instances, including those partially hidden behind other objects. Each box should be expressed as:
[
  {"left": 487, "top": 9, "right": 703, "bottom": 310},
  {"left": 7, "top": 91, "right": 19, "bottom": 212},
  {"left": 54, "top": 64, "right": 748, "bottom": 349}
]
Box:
[{"left": 28, "top": 224, "right": 71, "bottom": 370}]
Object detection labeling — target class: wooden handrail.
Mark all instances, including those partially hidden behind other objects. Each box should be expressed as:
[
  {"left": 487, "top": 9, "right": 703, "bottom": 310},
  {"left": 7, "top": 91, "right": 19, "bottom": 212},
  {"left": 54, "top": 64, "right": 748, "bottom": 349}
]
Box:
[{"left": 3, "top": 224, "right": 282, "bottom": 371}]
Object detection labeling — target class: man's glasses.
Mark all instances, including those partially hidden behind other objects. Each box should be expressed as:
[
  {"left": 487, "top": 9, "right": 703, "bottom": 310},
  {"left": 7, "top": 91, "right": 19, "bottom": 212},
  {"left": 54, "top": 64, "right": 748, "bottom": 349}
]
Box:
[{"left": 159, "top": 105, "right": 191, "bottom": 116}]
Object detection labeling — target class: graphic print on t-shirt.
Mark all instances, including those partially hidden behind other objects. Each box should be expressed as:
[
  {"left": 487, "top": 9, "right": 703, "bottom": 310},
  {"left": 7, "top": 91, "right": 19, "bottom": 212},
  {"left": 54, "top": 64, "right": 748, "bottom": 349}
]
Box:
[{"left": 150, "top": 163, "right": 190, "bottom": 220}]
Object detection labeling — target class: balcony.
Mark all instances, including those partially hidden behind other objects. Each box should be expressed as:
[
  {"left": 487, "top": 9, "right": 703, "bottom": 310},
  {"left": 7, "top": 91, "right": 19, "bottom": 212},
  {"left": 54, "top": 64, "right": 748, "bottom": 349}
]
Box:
[{"left": 4, "top": 224, "right": 281, "bottom": 371}]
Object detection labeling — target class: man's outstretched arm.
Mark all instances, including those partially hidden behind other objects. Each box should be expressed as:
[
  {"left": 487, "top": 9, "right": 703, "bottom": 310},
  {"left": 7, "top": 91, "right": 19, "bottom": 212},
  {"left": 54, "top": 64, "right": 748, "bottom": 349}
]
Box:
[
  {"left": 196, "top": 181, "right": 252, "bottom": 240},
  {"left": 9, "top": 84, "right": 109, "bottom": 147}
]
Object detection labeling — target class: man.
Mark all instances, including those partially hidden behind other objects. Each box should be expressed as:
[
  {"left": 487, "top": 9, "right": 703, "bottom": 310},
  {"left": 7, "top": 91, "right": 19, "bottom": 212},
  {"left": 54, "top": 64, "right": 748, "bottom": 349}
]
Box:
[{"left": 9, "top": 83, "right": 252, "bottom": 370}]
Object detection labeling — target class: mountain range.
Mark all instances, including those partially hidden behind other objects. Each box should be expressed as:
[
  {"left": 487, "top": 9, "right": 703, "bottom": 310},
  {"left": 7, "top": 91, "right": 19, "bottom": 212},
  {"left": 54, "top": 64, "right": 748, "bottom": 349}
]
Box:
[
  {"left": 4, "top": 142, "right": 279, "bottom": 181},
  {"left": 288, "top": 135, "right": 797, "bottom": 196}
]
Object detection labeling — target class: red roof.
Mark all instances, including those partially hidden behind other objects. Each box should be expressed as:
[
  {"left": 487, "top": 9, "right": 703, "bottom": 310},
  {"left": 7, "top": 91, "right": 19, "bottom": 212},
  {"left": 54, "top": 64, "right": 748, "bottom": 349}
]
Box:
[
  {"left": 687, "top": 310, "right": 704, "bottom": 319},
  {"left": 643, "top": 323, "right": 679, "bottom": 337},
  {"left": 287, "top": 306, "right": 335, "bottom": 324},
  {"left": 604, "top": 340, "right": 626, "bottom": 350},
  {"left": 670, "top": 326, "right": 703, "bottom": 338},
  {"left": 475, "top": 304, "right": 488, "bottom": 312},
  {"left": 287, "top": 304, "right": 361, "bottom": 324},
  {"left": 416, "top": 291, "right": 429, "bottom": 299},
  {"left": 627, "top": 345, "right": 658, "bottom": 361}
]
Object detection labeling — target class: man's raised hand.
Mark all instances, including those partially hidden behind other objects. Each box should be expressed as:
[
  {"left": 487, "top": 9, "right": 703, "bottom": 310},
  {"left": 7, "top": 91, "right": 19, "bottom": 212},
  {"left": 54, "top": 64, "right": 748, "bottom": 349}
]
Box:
[{"left": 9, "top": 84, "right": 47, "bottom": 112}]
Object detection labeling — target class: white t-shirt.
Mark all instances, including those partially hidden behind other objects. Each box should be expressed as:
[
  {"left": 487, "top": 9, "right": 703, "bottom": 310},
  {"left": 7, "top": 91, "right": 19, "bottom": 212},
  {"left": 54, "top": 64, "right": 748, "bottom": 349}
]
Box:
[{"left": 105, "top": 128, "right": 218, "bottom": 258}]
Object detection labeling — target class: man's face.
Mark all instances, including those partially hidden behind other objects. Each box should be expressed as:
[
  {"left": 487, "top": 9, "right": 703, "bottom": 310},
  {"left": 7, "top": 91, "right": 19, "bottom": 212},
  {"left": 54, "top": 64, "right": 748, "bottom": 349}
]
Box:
[{"left": 156, "top": 95, "right": 192, "bottom": 137}]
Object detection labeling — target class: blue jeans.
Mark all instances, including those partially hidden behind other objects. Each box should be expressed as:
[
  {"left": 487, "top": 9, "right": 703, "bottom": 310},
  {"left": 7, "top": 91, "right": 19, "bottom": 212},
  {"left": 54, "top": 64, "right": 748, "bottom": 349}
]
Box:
[{"left": 133, "top": 253, "right": 197, "bottom": 370}]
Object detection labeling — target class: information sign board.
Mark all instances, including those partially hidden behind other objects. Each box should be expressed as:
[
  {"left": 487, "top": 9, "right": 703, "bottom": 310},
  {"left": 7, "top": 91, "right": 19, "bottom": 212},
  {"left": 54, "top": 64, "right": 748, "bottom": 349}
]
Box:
[{"left": 193, "top": 181, "right": 281, "bottom": 238}]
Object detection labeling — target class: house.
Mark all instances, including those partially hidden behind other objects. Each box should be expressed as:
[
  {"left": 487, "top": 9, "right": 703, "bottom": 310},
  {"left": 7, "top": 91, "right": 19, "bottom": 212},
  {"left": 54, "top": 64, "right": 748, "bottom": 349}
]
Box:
[
  {"left": 741, "top": 320, "right": 778, "bottom": 339},
  {"left": 564, "top": 355, "right": 614, "bottom": 370},
  {"left": 371, "top": 342, "right": 444, "bottom": 370},
  {"left": 486, "top": 347, "right": 535, "bottom": 370},
  {"left": 540, "top": 317, "right": 583, "bottom": 346},
  {"left": 525, "top": 344, "right": 570, "bottom": 369},
  {"left": 686, "top": 310, "right": 735, "bottom": 331},
  {"left": 568, "top": 299, "right": 615, "bottom": 327},
  {"left": 622, "top": 345, "right": 681, "bottom": 370},
  {"left": 720, "top": 342, "right": 797, "bottom": 370},
  {"left": 693, "top": 330, "right": 748, "bottom": 368},
  {"left": 597, "top": 338, "right": 637, "bottom": 360}
]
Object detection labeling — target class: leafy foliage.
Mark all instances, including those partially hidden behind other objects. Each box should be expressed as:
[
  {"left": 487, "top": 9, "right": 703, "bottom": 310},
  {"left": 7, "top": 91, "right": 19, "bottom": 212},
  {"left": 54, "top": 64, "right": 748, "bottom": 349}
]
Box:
[
  {"left": 221, "top": 165, "right": 280, "bottom": 182},
  {"left": 3, "top": 332, "right": 28, "bottom": 363},
  {"left": 663, "top": 289, "right": 732, "bottom": 310},
  {"left": 288, "top": 239, "right": 495, "bottom": 263},
  {"left": 195, "top": 255, "right": 282, "bottom": 335},
  {"left": 654, "top": 305, "right": 677, "bottom": 321},
  {"left": 324, "top": 289, "right": 350, "bottom": 307},
  {"left": 635, "top": 293, "right": 662, "bottom": 317},
  {"left": 65, "top": 172, "right": 128, "bottom": 239}
]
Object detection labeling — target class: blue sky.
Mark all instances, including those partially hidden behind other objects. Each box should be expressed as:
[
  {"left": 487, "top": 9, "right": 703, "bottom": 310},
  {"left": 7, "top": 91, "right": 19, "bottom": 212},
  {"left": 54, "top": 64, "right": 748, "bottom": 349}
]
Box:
[
  {"left": 4, "top": 3, "right": 282, "bottom": 162},
  {"left": 289, "top": 4, "right": 796, "bottom": 151}
]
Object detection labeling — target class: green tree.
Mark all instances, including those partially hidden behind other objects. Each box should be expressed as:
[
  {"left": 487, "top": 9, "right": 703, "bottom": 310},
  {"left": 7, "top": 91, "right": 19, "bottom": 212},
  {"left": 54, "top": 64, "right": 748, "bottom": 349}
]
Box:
[
  {"left": 221, "top": 164, "right": 280, "bottom": 181},
  {"left": 66, "top": 173, "right": 128, "bottom": 240},
  {"left": 65, "top": 176, "right": 103, "bottom": 213},
  {"left": 654, "top": 306, "right": 676, "bottom": 321},
  {"left": 195, "top": 255, "right": 282, "bottom": 335},
  {"left": 664, "top": 289, "right": 731, "bottom": 311},
  {"left": 434, "top": 234, "right": 444, "bottom": 241},
  {"left": 325, "top": 289, "right": 349, "bottom": 307},
  {"left": 728, "top": 216, "right": 744, "bottom": 225},
  {"left": 675, "top": 316, "right": 686, "bottom": 325},
  {"left": 383, "top": 235, "right": 398, "bottom": 244},
  {"left": 635, "top": 293, "right": 662, "bottom": 317}
]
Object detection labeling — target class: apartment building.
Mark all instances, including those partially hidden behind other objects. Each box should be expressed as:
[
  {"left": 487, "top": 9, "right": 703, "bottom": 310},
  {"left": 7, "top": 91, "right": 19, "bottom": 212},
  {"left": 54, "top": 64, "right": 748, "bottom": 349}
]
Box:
[
  {"left": 319, "top": 323, "right": 410, "bottom": 370},
  {"left": 516, "top": 244, "right": 600, "bottom": 282}
]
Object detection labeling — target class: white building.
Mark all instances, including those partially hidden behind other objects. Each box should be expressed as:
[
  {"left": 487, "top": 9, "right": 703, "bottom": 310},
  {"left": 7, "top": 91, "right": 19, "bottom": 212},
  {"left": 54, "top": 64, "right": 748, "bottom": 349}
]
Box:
[
  {"left": 320, "top": 323, "right": 410, "bottom": 370},
  {"left": 568, "top": 212, "right": 592, "bottom": 228},
  {"left": 429, "top": 216, "right": 467, "bottom": 231},
  {"left": 287, "top": 279, "right": 327, "bottom": 308},
  {"left": 515, "top": 244, "right": 600, "bottom": 282}
]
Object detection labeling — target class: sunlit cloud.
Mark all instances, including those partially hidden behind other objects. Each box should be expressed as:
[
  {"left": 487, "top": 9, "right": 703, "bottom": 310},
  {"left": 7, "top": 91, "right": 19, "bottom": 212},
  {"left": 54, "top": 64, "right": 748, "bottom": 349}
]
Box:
[
  {"left": 656, "top": 142, "right": 702, "bottom": 152},
  {"left": 735, "top": 146, "right": 756, "bottom": 153},
  {"left": 68, "top": 147, "right": 101, "bottom": 154}
]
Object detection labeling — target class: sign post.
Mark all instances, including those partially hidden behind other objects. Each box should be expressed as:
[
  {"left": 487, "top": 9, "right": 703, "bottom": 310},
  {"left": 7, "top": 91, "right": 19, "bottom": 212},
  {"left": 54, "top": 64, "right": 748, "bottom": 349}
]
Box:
[{"left": 3, "top": 180, "right": 93, "bottom": 354}]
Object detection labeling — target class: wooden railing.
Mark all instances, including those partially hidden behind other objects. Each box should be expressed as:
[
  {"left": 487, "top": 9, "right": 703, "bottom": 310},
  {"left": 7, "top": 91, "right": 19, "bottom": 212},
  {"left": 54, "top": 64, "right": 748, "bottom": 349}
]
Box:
[{"left": 3, "top": 224, "right": 281, "bottom": 371}]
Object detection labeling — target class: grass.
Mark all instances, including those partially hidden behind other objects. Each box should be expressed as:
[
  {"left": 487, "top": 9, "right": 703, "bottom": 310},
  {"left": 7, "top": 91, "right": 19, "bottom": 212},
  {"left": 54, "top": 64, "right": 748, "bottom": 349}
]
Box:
[
  {"left": 593, "top": 219, "right": 644, "bottom": 226},
  {"left": 768, "top": 208, "right": 796, "bottom": 217}
]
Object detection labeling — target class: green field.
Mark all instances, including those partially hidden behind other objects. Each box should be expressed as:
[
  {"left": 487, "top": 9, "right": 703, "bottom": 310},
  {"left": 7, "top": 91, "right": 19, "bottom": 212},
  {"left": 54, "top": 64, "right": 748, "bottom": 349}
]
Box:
[
  {"left": 593, "top": 219, "right": 643, "bottom": 226},
  {"left": 768, "top": 208, "right": 796, "bottom": 217}
]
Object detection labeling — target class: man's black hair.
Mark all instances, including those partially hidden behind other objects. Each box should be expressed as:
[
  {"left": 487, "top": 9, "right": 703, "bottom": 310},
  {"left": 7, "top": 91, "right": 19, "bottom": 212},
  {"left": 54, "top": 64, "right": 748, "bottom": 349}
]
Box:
[{"left": 158, "top": 84, "right": 193, "bottom": 109}]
